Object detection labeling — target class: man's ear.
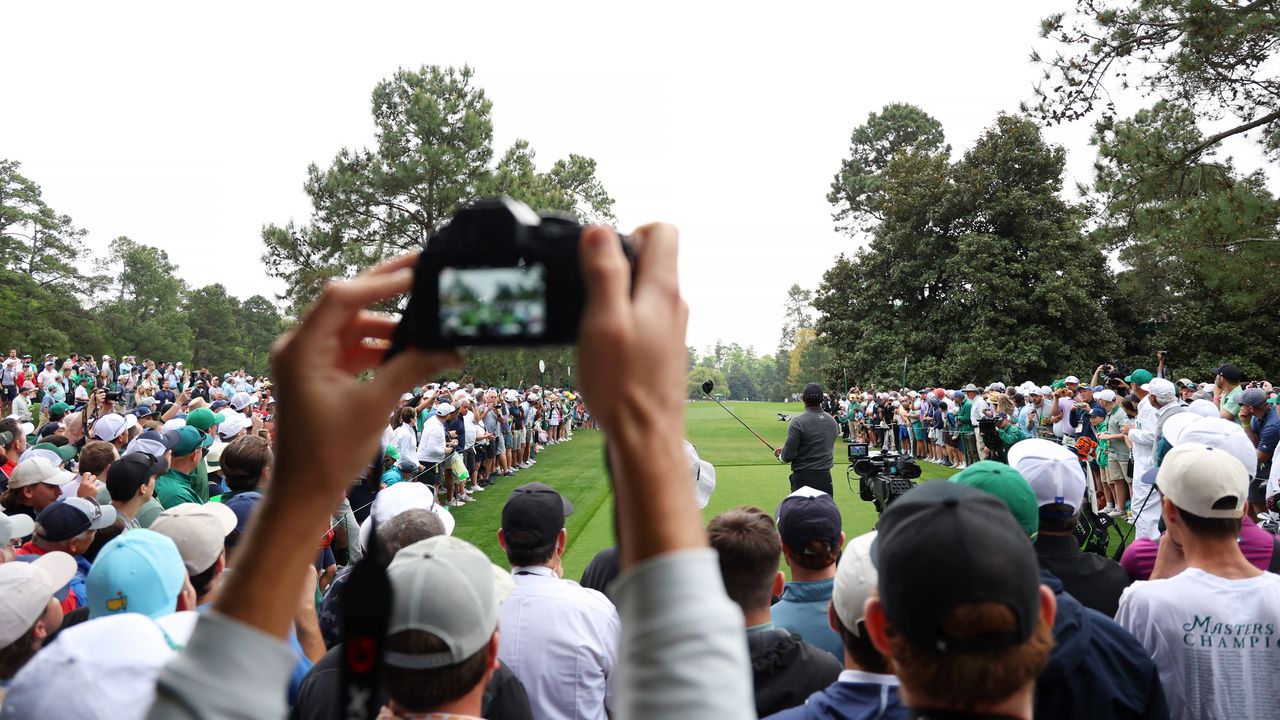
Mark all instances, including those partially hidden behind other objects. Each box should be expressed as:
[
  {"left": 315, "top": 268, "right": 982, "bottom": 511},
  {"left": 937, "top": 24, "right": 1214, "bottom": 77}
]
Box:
[
  {"left": 827, "top": 600, "right": 840, "bottom": 634},
  {"left": 836, "top": 531, "right": 846, "bottom": 551},
  {"left": 864, "top": 596, "right": 891, "bottom": 657},
  {"left": 1038, "top": 584, "right": 1057, "bottom": 631},
  {"left": 488, "top": 632, "right": 501, "bottom": 670},
  {"left": 496, "top": 529, "right": 507, "bottom": 553},
  {"left": 556, "top": 528, "right": 567, "bottom": 556},
  {"left": 772, "top": 570, "right": 785, "bottom": 599}
]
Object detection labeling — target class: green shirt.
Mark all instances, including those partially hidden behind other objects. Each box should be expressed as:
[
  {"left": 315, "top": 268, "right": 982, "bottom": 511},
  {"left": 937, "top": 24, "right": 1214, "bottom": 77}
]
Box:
[
  {"left": 998, "top": 423, "right": 1028, "bottom": 449},
  {"left": 155, "top": 468, "right": 203, "bottom": 509},
  {"left": 196, "top": 456, "right": 209, "bottom": 503},
  {"left": 1221, "top": 386, "right": 1242, "bottom": 419},
  {"left": 958, "top": 399, "right": 974, "bottom": 431},
  {"left": 137, "top": 497, "right": 164, "bottom": 527}
]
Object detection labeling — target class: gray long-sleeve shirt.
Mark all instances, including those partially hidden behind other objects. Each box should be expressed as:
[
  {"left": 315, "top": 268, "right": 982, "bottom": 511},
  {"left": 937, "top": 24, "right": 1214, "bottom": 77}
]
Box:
[
  {"left": 147, "top": 549, "right": 754, "bottom": 720},
  {"left": 779, "top": 406, "right": 838, "bottom": 474}
]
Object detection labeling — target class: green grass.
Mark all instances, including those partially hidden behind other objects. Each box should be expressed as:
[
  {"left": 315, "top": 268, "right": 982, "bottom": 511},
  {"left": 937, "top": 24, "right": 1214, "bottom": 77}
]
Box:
[{"left": 450, "top": 401, "right": 959, "bottom": 578}]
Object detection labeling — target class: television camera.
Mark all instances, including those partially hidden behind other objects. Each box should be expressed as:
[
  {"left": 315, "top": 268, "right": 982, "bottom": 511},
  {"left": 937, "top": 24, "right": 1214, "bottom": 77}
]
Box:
[{"left": 848, "top": 442, "right": 921, "bottom": 513}]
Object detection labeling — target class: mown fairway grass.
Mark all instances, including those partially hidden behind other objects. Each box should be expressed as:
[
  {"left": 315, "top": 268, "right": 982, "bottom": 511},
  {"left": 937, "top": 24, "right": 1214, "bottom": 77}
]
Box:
[{"left": 450, "top": 401, "right": 959, "bottom": 579}]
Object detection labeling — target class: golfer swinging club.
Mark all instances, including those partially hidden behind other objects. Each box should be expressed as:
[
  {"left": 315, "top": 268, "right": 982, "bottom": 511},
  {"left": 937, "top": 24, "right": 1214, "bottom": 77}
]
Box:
[{"left": 775, "top": 382, "right": 839, "bottom": 496}]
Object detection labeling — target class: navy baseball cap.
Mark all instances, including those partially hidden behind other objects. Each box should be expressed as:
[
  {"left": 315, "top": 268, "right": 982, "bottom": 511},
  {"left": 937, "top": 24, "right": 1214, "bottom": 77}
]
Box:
[
  {"left": 501, "top": 483, "right": 574, "bottom": 551},
  {"left": 993, "top": 412, "right": 1010, "bottom": 422},
  {"left": 871, "top": 481, "right": 1041, "bottom": 654},
  {"left": 776, "top": 487, "right": 842, "bottom": 552}
]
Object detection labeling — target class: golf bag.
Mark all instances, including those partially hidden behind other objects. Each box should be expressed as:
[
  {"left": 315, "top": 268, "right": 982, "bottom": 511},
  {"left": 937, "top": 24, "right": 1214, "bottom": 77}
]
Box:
[{"left": 1075, "top": 503, "right": 1118, "bottom": 558}]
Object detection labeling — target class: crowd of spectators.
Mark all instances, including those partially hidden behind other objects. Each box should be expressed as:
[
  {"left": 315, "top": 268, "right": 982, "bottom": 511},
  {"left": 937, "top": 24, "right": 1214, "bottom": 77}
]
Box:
[{"left": 0, "top": 224, "right": 1277, "bottom": 720}]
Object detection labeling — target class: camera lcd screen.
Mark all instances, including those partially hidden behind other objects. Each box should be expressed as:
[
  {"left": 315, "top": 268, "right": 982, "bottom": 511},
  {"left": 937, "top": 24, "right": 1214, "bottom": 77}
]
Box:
[
  {"left": 439, "top": 265, "right": 547, "bottom": 339},
  {"left": 848, "top": 442, "right": 869, "bottom": 460}
]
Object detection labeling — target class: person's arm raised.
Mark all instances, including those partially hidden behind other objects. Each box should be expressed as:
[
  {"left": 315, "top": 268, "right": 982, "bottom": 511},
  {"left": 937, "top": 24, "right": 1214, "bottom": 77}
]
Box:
[
  {"left": 577, "top": 224, "right": 701, "bottom": 568},
  {"left": 217, "top": 253, "right": 459, "bottom": 636},
  {"left": 149, "top": 254, "right": 459, "bottom": 720},
  {"left": 577, "top": 224, "right": 753, "bottom": 720}
]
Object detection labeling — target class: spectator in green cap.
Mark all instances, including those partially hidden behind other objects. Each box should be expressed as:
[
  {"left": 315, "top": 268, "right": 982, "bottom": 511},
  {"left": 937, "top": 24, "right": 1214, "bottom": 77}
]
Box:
[
  {"left": 154, "top": 427, "right": 212, "bottom": 509},
  {"left": 950, "top": 460, "right": 1039, "bottom": 539},
  {"left": 185, "top": 407, "right": 224, "bottom": 434}
]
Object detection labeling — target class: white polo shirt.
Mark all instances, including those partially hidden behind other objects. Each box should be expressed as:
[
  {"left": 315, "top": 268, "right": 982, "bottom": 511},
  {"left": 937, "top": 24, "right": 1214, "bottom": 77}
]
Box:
[{"left": 498, "top": 565, "right": 619, "bottom": 720}]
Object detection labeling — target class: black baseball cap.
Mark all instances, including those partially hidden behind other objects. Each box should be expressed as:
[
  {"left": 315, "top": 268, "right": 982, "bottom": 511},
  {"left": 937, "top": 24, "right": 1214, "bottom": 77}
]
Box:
[
  {"left": 802, "top": 383, "right": 824, "bottom": 403},
  {"left": 106, "top": 453, "right": 167, "bottom": 502},
  {"left": 871, "top": 481, "right": 1041, "bottom": 654},
  {"left": 501, "top": 483, "right": 574, "bottom": 551},
  {"left": 776, "top": 488, "right": 842, "bottom": 552},
  {"left": 1212, "top": 364, "right": 1243, "bottom": 384}
]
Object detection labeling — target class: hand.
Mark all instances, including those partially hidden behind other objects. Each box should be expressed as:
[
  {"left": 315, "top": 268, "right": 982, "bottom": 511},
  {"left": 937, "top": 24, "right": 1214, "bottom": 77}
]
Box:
[
  {"left": 270, "top": 254, "right": 460, "bottom": 508},
  {"left": 774, "top": 448, "right": 783, "bottom": 459},
  {"left": 178, "top": 390, "right": 191, "bottom": 405},
  {"left": 1121, "top": 425, "right": 1131, "bottom": 435},
  {"left": 577, "top": 224, "right": 700, "bottom": 567},
  {"left": 78, "top": 472, "right": 100, "bottom": 499}
]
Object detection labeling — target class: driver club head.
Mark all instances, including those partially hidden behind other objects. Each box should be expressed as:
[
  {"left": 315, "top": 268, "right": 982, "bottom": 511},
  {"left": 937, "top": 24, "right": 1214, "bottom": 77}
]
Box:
[{"left": 701, "top": 379, "right": 714, "bottom": 395}]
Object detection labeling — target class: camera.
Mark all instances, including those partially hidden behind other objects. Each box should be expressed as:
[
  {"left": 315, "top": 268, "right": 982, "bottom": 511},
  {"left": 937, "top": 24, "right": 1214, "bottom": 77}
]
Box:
[
  {"left": 389, "top": 197, "right": 633, "bottom": 354},
  {"left": 850, "top": 447, "right": 921, "bottom": 513},
  {"left": 978, "top": 417, "right": 1006, "bottom": 464},
  {"left": 105, "top": 390, "right": 123, "bottom": 402}
]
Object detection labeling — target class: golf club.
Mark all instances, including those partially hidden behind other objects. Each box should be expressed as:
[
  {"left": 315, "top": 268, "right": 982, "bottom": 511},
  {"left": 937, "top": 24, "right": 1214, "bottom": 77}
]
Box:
[{"left": 700, "top": 379, "right": 778, "bottom": 453}]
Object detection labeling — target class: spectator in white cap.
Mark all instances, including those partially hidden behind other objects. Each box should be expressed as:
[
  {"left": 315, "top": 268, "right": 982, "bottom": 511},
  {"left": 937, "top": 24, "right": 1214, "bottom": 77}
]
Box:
[
  {"left": 1125, "top": 376, "right": 1179, "bottom": 541},
  {"left": 763, "top": 531, "right": 903, "bottom": 720},
  {"left": 1116, "top": 443, "right": 1280, "bottom": 720},
  {"left": 150, "top": 503, "right": 237, "bottom": 606},
  {"left": 215, "top": 409, "right": 253, "bottom": 441},
  {"left": 381, "top": 536, "right": 519, "bottom": 718},
  {"left": 1120, "top": 416, "right": 1273, "bottom": 582},
  {"left": 228, "top": 391, "right": 257, "bottom": 414},
  {"left": 0, "top": 513, "right": 34, "bottom": 564},
  {"left": 1095, "top": 388, "right": 1132, "bottom": 518},
  {"left": 0, "top": 456, "right": 71, "bottom": 520},
  {"left": 418, "top": 401, "right": 454, "bottom": 491},
  {"left": 300, "top": 531, "right": 533, "bottom": 720},
  {"left": 0, "top": 550, "right": 75, "bottom": 682},
  {"left": 2, "top": 598, "right": 198, "bottom": 720},
  {"left": 1010, "top": 439, "right": 1131, "bottom": 617},
  {"left": 91, "top": 412, "right": 137, "bottom": 451}
]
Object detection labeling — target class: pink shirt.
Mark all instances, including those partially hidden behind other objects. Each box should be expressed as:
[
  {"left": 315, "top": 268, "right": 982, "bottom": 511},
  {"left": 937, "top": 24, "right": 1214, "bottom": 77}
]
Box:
[{"left": 1121, "top": 515, "right": 1275, "bottom": 581}]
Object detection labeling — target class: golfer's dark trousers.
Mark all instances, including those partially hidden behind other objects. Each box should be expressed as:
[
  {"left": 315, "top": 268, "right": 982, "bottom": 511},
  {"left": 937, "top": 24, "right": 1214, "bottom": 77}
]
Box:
[{"left": 790, "top": 470, "right": 834, "bottom": 497}]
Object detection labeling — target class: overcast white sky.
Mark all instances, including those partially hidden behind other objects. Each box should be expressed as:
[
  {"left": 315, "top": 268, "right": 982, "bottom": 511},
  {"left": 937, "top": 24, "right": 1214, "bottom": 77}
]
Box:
[{"left": 3, "top": 2, "right": 1271, "bottom": 356}]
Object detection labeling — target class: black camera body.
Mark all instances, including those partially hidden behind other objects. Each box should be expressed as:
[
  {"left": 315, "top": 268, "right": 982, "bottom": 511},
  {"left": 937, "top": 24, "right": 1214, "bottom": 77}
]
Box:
[
  {"left": 389, "top": 197, "right": 632, "bottom": 354},
  {"left": 978, "top": 417, "right": 1007, "bottom": 464},
  {"left": 852, "top": 450, "right": 921, "bottom": 513}
]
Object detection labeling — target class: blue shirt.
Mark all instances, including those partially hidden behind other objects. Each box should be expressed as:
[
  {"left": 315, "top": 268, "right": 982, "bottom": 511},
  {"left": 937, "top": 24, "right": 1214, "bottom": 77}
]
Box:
[
  {"left": 772, "top": 578, "right": 843, "bottom": 660},
  {"left": 763, "top": 669, "right": 905, "bottom": 720},
  {"left": 1253, "top": 406, "right": 1280, "bottom": 480}
]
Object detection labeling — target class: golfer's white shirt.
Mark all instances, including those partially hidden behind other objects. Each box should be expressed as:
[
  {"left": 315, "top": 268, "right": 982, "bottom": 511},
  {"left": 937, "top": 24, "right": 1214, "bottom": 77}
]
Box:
[{"left": 498, "top": 565, "right": 619, "bottom": 720}]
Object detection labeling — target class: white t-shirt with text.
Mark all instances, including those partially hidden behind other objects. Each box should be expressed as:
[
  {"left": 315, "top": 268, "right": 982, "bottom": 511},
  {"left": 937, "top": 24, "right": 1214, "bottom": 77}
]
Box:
[{"left": 1116, "top": 567, "right": 1280, "bottom": 720}]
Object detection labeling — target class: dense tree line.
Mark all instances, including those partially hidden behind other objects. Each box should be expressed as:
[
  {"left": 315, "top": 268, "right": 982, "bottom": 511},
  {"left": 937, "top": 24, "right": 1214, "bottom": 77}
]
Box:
[
  {"left": 811, "top": 1, "right": 1280, "bottom": 387},
  {"left": 0, "top": 161, "right": 284, "bottom": 375}
]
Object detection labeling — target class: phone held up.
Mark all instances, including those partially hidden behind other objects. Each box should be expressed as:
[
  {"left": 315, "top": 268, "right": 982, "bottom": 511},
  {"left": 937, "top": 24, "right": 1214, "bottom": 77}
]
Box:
[{"left": 387, "top": 197, "right": 633, "bottom": 357}]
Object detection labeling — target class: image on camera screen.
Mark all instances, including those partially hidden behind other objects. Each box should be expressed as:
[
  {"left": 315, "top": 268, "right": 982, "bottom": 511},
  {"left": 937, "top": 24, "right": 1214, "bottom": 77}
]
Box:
[{"left": 439, "top": 265, "right": 547, "bottom": 339}]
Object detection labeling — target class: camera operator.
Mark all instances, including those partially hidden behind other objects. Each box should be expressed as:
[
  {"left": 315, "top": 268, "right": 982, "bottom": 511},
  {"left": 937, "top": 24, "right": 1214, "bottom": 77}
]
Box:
[{"left": 775, "top": 383, "right": 839, "bottom": 496}]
